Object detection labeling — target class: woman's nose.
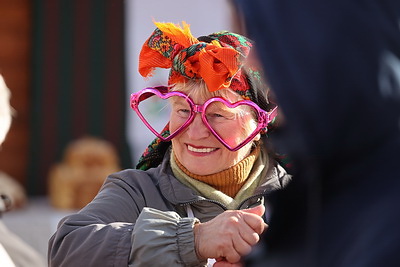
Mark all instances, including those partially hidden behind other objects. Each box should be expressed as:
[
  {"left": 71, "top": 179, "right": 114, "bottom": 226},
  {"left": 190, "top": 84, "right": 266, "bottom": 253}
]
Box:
[{"left": 185, "top": 113, "right": 210, "bottom": 139}]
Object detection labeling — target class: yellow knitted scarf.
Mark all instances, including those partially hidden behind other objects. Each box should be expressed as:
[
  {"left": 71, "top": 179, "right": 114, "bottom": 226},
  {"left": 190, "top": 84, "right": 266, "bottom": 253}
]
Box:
[{"left": 170, "top": 146, "right": 267, "bottom": 209}]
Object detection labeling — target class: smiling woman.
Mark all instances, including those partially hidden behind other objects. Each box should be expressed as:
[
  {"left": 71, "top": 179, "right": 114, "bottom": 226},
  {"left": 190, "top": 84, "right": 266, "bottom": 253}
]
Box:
[{"left": 48, "top": 21, "right": 291, "bottom": 267}]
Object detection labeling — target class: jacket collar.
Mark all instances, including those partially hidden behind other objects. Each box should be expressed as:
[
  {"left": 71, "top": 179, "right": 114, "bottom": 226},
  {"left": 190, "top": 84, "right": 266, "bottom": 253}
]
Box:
[{"left": 154, "top": 146, "right": 288, "bottom": 208}]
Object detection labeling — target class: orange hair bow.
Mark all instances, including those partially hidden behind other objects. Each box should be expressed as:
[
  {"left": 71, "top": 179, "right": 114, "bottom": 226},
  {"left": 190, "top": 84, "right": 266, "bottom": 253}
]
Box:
[{"left": 138, "top": 21, "right": 252, "bottom": 92}]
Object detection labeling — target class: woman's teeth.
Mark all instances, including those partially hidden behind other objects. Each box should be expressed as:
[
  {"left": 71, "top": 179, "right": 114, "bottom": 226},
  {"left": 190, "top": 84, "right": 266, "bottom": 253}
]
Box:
[{"left": 187, "top": 145, "right": 216, "bottom": 153}]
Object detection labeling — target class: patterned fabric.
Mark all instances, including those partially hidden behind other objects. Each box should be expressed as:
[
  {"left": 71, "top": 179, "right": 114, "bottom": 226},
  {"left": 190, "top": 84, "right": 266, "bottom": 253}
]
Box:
[
  {"left": 136, "top": 124, "right": 171, "bottom": 170},
  {"left": 136, "top": 138, "right": 171, "bottom": 171},
  {"left": 139, "top": 21, "right": 253, "bottom": 94}
]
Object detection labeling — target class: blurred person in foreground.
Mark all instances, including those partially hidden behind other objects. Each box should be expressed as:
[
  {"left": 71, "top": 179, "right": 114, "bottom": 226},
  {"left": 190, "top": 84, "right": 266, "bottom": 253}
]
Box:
[
  {"left": 233, "top": 0, "right": 400, "bottom": 266},
  {"left": 48, "top": 21, "right": 291, "bottom": 266},
  {"left": 0, "top": 75, "right": 45, "bottom": 267}
]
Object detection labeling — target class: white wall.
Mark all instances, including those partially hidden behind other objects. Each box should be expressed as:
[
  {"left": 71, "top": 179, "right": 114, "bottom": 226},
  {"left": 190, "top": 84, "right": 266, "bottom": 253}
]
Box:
[{"left": 125, "top": 0, "right": 235, "bottom": 164}]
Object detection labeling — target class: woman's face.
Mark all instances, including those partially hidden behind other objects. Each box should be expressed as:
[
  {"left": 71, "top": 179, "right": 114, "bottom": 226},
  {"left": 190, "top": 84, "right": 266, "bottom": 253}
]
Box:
[{"left": 170, "top": 83, "right": 260, "bottom": 175}]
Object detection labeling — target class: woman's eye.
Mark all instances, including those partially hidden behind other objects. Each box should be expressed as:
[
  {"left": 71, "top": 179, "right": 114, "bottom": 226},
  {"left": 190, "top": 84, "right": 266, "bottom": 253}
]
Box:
[
  {"left": 212, "top": 113, "right": 224, "bottom": 118},
  {"left": 177, "top": 109, "right": 190, "bottom": 116},
  {"left": 209, "top": 112, "right": 235, "bottom": 120}
]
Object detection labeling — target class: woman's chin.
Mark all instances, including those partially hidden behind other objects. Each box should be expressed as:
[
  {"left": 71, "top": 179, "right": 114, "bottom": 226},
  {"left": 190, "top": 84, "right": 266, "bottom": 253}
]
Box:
[{"left": 185, "top": 165, "right": 219, "bottom": 176}]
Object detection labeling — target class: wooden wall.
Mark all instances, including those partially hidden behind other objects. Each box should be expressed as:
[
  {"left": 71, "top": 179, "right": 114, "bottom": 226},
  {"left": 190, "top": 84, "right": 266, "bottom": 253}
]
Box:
[{"left": 0, "top": 0, "right": 31, "bottom": 187}]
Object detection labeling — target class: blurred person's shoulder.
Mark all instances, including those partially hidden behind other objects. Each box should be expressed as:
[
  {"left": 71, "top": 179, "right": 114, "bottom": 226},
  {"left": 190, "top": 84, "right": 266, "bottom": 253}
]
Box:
[{"left": 0, "top": 75, "right": 12, "bottom": 144}]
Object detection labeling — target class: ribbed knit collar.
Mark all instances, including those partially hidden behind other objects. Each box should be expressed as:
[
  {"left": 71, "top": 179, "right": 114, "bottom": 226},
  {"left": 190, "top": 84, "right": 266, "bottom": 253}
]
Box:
[{"left": 172, "top": 146, "right": 260, "bottom": 198}]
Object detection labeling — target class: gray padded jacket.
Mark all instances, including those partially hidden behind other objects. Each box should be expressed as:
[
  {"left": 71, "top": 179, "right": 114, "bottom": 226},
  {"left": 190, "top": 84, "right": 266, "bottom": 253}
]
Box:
[{"left": 48, "top": 148, "right": 291, "bottom": 267}]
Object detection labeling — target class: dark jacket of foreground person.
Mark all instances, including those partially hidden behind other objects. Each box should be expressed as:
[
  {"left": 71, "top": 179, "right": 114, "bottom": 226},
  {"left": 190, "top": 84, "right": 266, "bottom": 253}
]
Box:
[{"left": 234, "top": 0, "right": 400, "bottom": 266}]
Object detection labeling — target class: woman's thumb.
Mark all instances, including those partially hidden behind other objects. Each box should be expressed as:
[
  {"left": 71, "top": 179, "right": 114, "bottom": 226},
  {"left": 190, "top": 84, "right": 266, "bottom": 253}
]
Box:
[{"left": 243, "top": 204, "right": 265, "bottom": 217}]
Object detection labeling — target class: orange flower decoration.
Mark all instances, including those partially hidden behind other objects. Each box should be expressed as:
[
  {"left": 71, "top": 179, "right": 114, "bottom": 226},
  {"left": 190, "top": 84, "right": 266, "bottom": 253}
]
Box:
[{"left": 138, "top": 21, "right": 252, "bottom": 93}]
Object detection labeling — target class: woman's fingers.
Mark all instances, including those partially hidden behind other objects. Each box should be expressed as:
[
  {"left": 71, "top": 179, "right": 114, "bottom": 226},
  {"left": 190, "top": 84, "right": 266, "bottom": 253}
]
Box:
[
  {"left": 194, "top": 207, "right": 267, "bottom": 262},
  {"left": 241, "top": 205, "right": 267, "bottom": 235}
]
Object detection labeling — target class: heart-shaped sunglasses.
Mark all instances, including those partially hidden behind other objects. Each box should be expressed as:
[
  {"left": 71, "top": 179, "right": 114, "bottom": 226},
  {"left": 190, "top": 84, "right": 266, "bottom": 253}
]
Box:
[{"left": 130, "top": 86, "right": 277, "bottom": 151}]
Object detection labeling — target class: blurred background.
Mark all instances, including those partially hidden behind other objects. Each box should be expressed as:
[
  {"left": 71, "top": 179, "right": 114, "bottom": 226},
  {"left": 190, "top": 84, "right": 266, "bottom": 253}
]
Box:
[{"left": 0, "top": 0, "right": 238, "bottom": 259}]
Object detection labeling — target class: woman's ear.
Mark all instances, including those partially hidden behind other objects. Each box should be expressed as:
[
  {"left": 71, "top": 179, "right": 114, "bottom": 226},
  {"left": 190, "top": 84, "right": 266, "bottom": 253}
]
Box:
[{"left": 254, "top": 132, "right": 261, "bottom": 141}]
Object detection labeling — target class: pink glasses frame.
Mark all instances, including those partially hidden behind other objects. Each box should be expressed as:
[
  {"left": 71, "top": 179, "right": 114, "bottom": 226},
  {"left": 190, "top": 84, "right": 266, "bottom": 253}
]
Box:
[{"left": 130, "top": 86, "right": 278, "bottom": 151}]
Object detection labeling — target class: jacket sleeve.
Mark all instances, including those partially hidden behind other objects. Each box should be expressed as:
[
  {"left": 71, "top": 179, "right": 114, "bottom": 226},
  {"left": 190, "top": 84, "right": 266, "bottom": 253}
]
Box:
[
  {"left": 130, "top": 207, "right": 205, "bottom": 267},
  {"left": 48, "top": 176, "right": 138, "bottom": 266},
  {"left": 48, "top": 172, "right": 204, "bottom": 267}
]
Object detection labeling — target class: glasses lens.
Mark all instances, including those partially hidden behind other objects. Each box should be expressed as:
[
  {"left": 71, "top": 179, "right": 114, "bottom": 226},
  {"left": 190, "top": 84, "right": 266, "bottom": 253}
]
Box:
[
  {"left": 136, "top": 92, "right": 191, "bottom": 140},
  {"left": 204, "top": 101, "right": 260, "bottom": 148}
]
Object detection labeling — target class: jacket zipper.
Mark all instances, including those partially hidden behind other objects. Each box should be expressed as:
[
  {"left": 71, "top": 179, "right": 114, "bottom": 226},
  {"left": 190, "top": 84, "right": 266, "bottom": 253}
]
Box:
[{"left": 179, "top": 192, "right": 266, "bottom": 211}]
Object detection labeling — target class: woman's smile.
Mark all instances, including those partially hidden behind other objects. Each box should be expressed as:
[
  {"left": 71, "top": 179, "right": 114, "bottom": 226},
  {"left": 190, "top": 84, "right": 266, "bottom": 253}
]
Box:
[{"left": 187, "top": 144, "right": 218, "bottom": 154}]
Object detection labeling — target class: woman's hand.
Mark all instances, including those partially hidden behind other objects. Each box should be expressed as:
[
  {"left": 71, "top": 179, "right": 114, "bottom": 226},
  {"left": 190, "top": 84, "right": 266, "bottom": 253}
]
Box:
[{"left": 193, "top": 205, "right": 267, "bottom": 264}]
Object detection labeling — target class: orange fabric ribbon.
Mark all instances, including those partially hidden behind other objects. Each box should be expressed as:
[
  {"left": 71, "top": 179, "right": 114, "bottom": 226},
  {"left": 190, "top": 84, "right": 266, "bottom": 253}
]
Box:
[{"left": 139, "top": 21, "right": 250, "bottom": 92}]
